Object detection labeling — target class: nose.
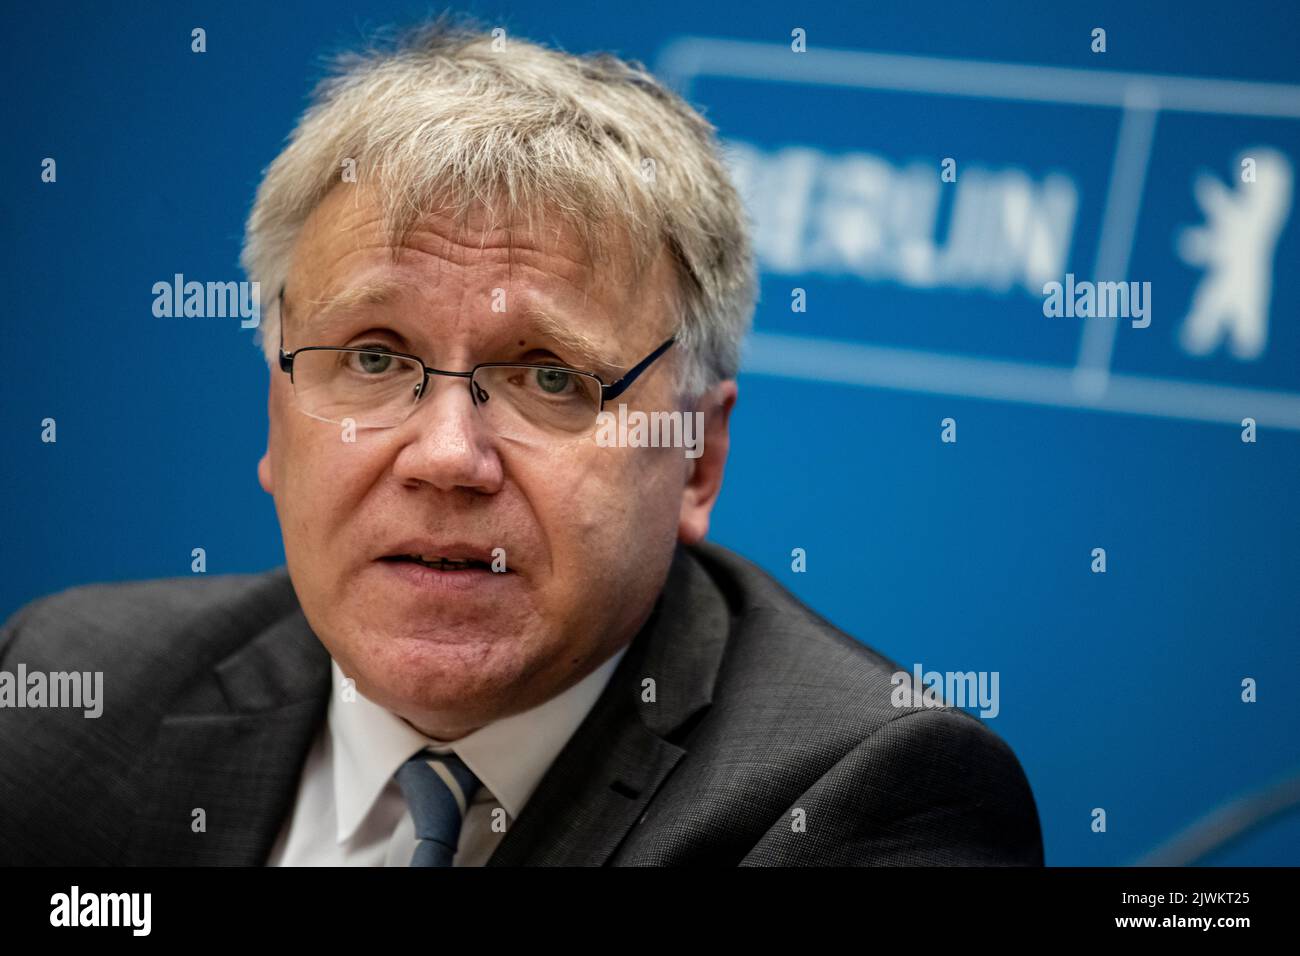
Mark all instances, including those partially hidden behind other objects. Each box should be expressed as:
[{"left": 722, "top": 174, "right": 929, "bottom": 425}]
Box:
[{"left": 389, "top": 374, "right": 504, "bottom": 494}]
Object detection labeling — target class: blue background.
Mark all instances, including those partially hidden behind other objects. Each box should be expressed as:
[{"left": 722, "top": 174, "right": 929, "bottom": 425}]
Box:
[{"left": 2, "top": 0, "right": 1297, "bottom": 865}]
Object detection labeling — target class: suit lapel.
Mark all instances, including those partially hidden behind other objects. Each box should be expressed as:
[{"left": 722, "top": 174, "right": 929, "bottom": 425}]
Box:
[
  {"left": 487, "top": 543, "right": 731, "bottom": 865},
  {"left": 125, "top": 603, "right": 331, "bottom": 865}
]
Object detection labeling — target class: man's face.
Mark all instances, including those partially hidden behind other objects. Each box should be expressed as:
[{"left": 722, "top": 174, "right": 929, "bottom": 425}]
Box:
[{"left": 258, "top": 185, "right": 734, "bottom": 739}]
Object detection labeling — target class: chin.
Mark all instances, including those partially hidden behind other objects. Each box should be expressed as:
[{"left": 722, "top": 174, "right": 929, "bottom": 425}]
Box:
[{"left": 342, "top": 625, "right": 531, "bottom": 715}]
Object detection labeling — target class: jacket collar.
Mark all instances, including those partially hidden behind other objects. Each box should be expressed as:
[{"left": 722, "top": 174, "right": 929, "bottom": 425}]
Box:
[
  {"left": 485, "top": 542, "right": 731, "bottom": 865},
  {"left": 125, "top": 588, "right": 331, "bottom": 865}
]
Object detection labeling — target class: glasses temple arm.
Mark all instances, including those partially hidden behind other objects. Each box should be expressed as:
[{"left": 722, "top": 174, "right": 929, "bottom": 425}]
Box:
[
  {"left": 602, "top": 337, "right": 676, "bottom": 402},
  {"left": 277, "top": 285, "right": 294, "bottom": 372}
]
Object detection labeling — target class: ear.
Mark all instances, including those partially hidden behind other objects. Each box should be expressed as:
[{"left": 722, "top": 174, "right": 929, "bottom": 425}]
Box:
[
  {"left": 678, "top": 380, "right": 738, "bottom": 545},
  {"left": 258, "top": 447, "right": 274, "bottom": 495},
  {"left": 258, "top": 381, "right": 275, "bottom": 495}
]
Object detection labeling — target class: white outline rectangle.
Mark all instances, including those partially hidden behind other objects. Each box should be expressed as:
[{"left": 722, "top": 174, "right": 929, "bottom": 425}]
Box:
[{"left": 658, "top": 38, "right": 1300, "bottom": 430}]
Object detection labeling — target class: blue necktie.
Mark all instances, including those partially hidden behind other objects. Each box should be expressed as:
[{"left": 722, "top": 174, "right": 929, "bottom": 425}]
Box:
[{"left": 395, "top": 749, "right": 482, "bottom": 867}]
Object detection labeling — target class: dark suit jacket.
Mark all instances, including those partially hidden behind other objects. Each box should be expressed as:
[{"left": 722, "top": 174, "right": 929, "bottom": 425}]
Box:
[{"left": 0, "top": 541, "right": 1043, "bottom": 865}]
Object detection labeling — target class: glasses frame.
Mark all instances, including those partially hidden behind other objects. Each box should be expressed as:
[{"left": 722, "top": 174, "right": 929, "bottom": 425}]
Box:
[{"left": 274, "top": 285, "right": 677, "bottom": 430}]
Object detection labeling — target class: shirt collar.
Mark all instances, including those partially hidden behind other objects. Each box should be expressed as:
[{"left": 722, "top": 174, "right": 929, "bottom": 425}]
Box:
[{"left": 329, "top": 645, "right": 628, "bottom": 845}]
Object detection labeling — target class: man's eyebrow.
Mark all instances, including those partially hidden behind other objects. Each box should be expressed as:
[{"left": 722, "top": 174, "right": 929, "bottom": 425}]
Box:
[
  {"left": 284, "top": 279, "right": 406, "bottom": 327},
  {"left": 523, "top": 310, "right": 622, "bottom": 379}
]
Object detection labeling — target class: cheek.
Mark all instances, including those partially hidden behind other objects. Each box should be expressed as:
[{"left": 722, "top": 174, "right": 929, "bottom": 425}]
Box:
[
  {"left": 519, "top": 442, "right": 683, "bottom": 591},
  {"left": 273, "top": 411, "right": 389, "bottom": 557}
]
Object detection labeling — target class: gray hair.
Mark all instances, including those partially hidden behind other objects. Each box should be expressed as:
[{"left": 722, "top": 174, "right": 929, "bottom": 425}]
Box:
[{"left": 240, "top": 14, "right": 757, "bottom": 398}]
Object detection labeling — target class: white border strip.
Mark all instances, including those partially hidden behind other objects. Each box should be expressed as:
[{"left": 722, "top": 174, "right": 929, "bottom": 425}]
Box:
[
  {"left": 1074, "top": 90, "right": 1160, "bottom": 393},
  {"left": 657, "top": 37, "right": 1300, "bottom": 117},
  {"left": 743, "top": 332, "right": 1300, "bottom": 431},
  {"left": 662, "top": 37, "right": 1300, "bottom": 429}
]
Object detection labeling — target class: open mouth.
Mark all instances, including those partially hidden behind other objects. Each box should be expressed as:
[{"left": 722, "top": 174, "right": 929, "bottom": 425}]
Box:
[{"left": 380, "top": 554, "right": 498, "bottom": 572}]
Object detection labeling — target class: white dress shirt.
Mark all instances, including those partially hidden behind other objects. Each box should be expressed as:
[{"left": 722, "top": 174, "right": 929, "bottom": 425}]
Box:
[{"left": 267, "top": 645, "right": 627, "bottom": 866}]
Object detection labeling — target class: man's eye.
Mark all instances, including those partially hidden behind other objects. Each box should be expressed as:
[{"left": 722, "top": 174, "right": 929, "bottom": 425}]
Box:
[
  {"left": 534, "top": 367, "right": 575, "bottom": 394},
  {"left": 347, "top": 350, "right": 394, "bottom": 375}
]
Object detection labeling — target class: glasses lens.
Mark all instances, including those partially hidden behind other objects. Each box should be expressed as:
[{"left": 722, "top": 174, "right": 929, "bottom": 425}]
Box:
[
  {"left": 471, "top": 365, "right": 602, "bottom": 442},
  {"left": 290, "top": 348, "right": 423, "bottom": 427}
]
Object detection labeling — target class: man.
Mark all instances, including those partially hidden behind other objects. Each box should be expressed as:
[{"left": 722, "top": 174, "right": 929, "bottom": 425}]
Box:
[{"left": 0, "top": 18, "right": 1043, "bottom": 866}]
